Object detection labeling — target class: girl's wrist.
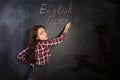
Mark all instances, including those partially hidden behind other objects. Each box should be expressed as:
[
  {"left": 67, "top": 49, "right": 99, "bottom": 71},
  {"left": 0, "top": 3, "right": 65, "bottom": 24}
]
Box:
[{"left": 64, "top": 29, "right": 68, "bottom": 33}]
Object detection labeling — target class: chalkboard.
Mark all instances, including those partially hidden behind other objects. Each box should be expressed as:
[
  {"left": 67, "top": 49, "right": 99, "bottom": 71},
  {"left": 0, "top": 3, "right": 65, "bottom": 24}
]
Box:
[{"left": 0, "top": 0, "right": 117, "bottom": 80}]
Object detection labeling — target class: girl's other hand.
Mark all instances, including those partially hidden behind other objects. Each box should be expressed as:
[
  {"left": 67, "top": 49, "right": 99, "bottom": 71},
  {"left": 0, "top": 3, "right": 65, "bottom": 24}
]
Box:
[{"left": 30, "top": 63, "right": 34, "bottom": 68}]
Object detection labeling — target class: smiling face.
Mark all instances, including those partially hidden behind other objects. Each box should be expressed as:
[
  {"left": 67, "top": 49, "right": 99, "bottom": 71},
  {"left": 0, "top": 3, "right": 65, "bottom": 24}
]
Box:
[{"left": 36, "top": 27, "right": 48, "bottom": 40}]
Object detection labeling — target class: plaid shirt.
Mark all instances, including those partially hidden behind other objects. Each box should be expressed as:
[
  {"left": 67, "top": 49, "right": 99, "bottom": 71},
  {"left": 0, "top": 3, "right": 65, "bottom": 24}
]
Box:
[{"left": 17, "top": 32, "right": 66, "bottom": 66}]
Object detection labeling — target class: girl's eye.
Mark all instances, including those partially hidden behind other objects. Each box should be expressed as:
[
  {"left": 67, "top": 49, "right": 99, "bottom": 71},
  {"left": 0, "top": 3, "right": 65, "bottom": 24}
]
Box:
[
  {"left": 40, "top": 32, "right": 43, "bottom": 35},
  {"left": 40, "top": 30, "right": 46, "bottom": 35}
]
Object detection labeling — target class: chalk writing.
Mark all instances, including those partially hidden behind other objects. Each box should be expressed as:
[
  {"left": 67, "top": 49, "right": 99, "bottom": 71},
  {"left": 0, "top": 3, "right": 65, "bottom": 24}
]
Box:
[{"left": 40, "top": 2, "right": 72, "bottom": 25}]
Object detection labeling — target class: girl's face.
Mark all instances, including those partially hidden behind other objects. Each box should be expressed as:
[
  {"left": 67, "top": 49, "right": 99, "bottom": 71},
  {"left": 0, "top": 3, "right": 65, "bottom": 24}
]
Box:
[{"left": 36, "top": 27, "right": 48, "bottom": 40}]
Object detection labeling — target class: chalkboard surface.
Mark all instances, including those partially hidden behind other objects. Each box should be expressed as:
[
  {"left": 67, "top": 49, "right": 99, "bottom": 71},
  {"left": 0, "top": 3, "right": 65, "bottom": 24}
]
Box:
[{"left": 0, "top": 0, "right": 117, "bottom": 80}]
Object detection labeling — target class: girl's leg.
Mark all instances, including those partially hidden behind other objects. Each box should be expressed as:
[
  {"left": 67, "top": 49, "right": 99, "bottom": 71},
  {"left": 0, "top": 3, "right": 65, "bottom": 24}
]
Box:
[
  {"left": 27, "top": 68, "right": 33, "bottom": 80},
  {"left": 28, "top": 73, "right": 33, "bottom": 80},
  {"left": 28, "top": 65, "right": 48, "bottom": 80}
]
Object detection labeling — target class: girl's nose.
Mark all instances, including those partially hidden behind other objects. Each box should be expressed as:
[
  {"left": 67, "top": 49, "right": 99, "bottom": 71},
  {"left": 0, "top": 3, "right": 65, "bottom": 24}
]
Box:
[{"left": 44, "top": 32, "right": 47, "bottom": 35}]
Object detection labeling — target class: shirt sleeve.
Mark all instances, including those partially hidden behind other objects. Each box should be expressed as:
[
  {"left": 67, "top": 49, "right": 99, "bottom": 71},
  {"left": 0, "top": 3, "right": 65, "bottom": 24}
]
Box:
[
  {"left": 42, "top": 32, "right": 66, "bottom": 47},
  {"left": 17, "top": 47, "right": 31, "bottom": 66}
]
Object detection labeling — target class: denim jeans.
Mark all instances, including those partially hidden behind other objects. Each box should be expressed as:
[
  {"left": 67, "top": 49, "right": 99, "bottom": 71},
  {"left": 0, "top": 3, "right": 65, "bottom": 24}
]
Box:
[{"left": 28, "top": 65, "right": 48, "bottom": 80}]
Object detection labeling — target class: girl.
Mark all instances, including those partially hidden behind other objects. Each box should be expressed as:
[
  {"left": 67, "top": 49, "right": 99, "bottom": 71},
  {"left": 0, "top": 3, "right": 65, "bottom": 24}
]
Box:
[{"left": 17, "top": 22, "right": 71, "bottom": 80}]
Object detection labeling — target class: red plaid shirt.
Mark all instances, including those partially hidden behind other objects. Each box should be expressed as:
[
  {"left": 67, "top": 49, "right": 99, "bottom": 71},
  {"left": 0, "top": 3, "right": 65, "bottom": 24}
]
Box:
[{"left": 17, "top": 32, "right": 66, "bottom": 66}]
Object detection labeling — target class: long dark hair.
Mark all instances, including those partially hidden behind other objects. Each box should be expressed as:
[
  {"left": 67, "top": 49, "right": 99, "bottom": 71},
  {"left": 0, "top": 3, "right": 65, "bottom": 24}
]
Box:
[{"left": 25, "top": 25, "right": 45, "bottom": 64}]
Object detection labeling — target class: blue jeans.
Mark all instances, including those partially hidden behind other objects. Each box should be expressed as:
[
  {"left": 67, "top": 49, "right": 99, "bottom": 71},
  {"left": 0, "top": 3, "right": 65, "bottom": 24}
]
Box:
[
  {"left": 28, "top": 74, "right": 33, "bottom": 80},
  {"left": 28, "top": 65, "right": 48, "bottom": 80}
]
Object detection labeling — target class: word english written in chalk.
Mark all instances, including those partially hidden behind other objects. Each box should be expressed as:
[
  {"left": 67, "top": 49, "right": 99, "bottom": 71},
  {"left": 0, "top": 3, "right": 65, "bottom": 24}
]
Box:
[{"left": 39, "top": 2, "right": 72, "bottom": 25}]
